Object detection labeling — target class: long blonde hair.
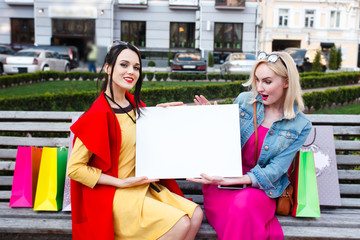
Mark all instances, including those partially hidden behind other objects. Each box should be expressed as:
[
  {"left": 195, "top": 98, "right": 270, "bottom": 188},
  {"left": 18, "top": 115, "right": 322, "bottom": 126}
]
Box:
[{"left": 243, "top": 51, "right": 304, "bottom": 119}]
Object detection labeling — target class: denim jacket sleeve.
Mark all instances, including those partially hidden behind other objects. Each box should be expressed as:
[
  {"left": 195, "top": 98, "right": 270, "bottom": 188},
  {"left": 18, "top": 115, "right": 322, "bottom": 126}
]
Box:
[{"left": 247, "top": 117, "right": 312, "bottom": 197}]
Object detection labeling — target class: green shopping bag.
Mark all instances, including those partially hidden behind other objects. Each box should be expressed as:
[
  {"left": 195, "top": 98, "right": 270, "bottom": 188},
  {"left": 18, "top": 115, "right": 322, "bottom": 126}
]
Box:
[
  {"left": 34, "top": 147, "right": 68, "bottom": 211},
  {"left": 291, "top": 151, "right": 321, "bottom": 217}
]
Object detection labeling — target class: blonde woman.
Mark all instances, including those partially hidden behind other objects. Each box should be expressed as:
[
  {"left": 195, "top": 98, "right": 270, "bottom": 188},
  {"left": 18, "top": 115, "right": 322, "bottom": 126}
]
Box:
[{"left": 189, "top": 51, "right": 312, "bottom": 239}]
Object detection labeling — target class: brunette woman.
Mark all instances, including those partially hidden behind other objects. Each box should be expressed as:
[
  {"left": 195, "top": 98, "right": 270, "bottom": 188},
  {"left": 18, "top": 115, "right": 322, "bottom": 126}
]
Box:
[{"left": 67, "top": 41, "right": 203, "bottom": 240}]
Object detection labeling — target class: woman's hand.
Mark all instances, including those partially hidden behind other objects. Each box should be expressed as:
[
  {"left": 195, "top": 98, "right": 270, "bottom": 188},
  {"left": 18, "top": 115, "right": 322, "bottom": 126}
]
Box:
[
  {"left": 187, "top": 173, "right": 252, "bottom": 185},
  {"left": 118, "top": 176, "right": 159, "bottom": 188},
  {"left": 156, "top": 102, "right": 185, "bottom": 107},
  {"left": 194, "top": 95, "right": 217, "bottom": 105},
  {"left": 97, "top": 173, "right": 158, "bottom": 188}
]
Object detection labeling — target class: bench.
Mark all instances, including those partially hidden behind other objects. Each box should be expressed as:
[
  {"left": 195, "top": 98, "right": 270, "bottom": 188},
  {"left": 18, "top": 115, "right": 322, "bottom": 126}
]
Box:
[{"left": 0, "top": 111, "right": 359, "bottom": 240}]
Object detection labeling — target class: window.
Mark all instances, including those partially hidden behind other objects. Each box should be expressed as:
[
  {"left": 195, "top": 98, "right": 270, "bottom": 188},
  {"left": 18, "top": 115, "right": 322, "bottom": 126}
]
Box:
[
  {"left": 305, "top": 10, "right": 315, "bottom": 28},
  {"left": 215, "top": 0, "right": 245, "bottom": 8},
  {"left": 170, "top": 22, "right": 195, "bottom": 48},
  {"left": 52, "top": 19, "right": 95, "bottom": 37},
  {"left": 279, "top": 9, "right": 289, "bottom": 27},
  {"left": 330, "top": 11, "right": 340, "bottom": 28},
  {"left": 214, "top": 23, "right": 243, "bottom": 51},
  {"left": 11, "top": 18, "right": 34, "bottom": 45},
  {"left": 121, "top": 21, "right": 146, "bottom": 47}
]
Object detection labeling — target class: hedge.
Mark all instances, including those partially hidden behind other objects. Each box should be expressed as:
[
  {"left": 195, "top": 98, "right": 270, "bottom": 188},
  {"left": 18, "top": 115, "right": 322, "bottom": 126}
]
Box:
[
  {"left": 1, "top": 71, "right": 358, "bottom": 90},
  {"left": 1, "top": 83, "right": 359, "bottom": 112},
  {"left": 0, "top": 82, "right": 246, "bottom": 110},
  {"left": 0, "top": 71, "right": 107, "bottom": 88}
]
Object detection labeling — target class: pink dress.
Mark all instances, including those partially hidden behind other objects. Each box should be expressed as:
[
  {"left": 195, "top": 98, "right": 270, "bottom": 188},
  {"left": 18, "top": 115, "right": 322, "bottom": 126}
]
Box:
[{"left": 202, "top": 125, "right": 284, "bottom": 240}]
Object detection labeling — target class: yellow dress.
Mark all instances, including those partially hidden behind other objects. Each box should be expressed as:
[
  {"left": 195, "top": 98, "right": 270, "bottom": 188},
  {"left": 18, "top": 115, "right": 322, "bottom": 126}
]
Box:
[{"left": 67, "top": 110, "right": 198, "bottom": 240}]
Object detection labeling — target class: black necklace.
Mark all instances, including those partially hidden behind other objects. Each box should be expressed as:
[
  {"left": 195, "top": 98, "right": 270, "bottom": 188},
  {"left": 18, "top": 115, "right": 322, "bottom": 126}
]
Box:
[{"left": 104, "top": 93, "right": 136, "bottom": 124}]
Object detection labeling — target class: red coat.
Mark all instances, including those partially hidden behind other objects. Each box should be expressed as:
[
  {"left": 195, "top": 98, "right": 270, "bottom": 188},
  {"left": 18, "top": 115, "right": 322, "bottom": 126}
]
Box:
[{"left": 70, "top": 92, "right": 184, "bottom": 240}]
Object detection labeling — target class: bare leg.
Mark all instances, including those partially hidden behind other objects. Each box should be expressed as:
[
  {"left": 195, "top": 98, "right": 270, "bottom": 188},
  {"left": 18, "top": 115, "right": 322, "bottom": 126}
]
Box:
[
  {"left": 158, "top": 206, "right": 203, "bottom": 240},
  {"left": 184, "top": 206, "right": 203, "bottom": 240},
  {"left": 158, "top": 215, "right": 191, "bottom": 240}
]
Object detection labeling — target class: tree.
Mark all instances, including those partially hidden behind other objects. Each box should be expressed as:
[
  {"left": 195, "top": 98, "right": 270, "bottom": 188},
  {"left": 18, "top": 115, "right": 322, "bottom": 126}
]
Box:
[
  {"left": 312, "top": 51, "right": 323, "bottom": 72},
  {"left": 336, "top": 47, "right": 342, "bottom": 70},
  {"left": 328, "top": 46, "right": 338, "bottom": 70},
  {"left": 167, "top": 52, "right": 173, "bottom": 67},
  {"left": 208, "top": 51, "right": 214, "bottom": 67}
]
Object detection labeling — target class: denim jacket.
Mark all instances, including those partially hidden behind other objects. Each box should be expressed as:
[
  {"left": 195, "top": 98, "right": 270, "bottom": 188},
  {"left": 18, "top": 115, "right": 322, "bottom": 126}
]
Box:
[{"left": 234, "top": 92, "right": 312, "bottom": 198}]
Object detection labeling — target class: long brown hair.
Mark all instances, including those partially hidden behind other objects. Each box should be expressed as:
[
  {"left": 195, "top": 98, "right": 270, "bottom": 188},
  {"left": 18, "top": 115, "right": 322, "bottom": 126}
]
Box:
[{"left": 99, "top": 42, "right": 144, "bottom": 117}]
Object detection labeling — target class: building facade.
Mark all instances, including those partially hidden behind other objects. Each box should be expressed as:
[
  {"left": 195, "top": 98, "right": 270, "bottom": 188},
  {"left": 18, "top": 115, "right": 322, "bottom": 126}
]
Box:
[
  {"left": 2, "top": 0, "right": 359, "bottom": 69},
  {"left": 0, "top": 0, "right": 259, "bottom": 66},
  {"left": 260, "top": 0, "right": 360, "bottom": 69}
]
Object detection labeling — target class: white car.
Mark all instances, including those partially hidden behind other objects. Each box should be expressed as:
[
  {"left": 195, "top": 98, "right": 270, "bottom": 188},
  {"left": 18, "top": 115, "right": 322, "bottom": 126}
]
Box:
[
  {"left": 3, "top": 49, "right": 70, "bottom": 74},
  {"left": 0, "top": 45, "right": 15, "bottom": 75},
  {"left": 220, "top": 53, "right": 257, "bottom": 77}
]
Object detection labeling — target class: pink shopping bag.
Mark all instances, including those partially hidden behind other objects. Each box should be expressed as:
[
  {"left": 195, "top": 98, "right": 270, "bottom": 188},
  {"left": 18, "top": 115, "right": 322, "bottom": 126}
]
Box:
[{"left": 9, "top": 146, "right": 42, "bottom": 207}]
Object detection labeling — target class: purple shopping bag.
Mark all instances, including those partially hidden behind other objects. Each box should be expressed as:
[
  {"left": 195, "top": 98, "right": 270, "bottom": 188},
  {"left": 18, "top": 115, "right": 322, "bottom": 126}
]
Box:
[{"left": 9, "top": 146, "right": 42, "bottom": 207}]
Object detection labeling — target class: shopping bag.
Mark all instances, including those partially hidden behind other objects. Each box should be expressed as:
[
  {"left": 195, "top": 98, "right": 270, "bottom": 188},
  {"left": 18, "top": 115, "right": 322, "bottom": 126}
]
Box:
[
  {"left": 291, "top": 151, "right": 321, "bottom": 218},
  {"left": 34, "top": 147, "right": 68, "bottom": 211},
  {"left": 301, "top": 126, "right": 341, "bottom": 206},
  {"left": 62, "top": 116, "right": 78, "bottom": 212},
  {"left": 9, "top": 146, "right": 42, "bottom": 207}
]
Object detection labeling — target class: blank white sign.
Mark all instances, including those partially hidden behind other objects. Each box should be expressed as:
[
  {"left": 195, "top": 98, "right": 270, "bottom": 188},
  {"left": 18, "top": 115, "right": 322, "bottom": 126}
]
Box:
[{"left": 135, "top": 105, "right": 242, "bottom": 179}]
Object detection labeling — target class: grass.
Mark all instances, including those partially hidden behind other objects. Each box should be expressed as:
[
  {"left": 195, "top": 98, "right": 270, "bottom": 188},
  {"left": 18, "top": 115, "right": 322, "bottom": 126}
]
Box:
[
  {"left": 313, "top": 103, "right": 360, "bottom": 114},
  {"left": 0, "top": 80, "right": 226, "bottom": 97}
]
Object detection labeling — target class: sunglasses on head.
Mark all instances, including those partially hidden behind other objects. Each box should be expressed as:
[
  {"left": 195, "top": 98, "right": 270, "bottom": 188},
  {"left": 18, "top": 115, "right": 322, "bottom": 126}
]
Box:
[
  {"left": 257, "top": 51, "right": 287, "bottom": 69},
  {"left": 110, "top": 40, "right": 139, "bottom": 51}
]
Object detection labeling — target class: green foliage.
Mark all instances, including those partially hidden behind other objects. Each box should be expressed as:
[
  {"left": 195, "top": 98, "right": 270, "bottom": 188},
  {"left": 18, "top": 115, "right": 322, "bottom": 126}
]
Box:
[
  {"left": 0, "top": 71, "right": 106, "bottom": 88},
  {"left": 312, "top": 51, "right": 323, "bottom": 72},
  {"left": 1, "top": 73, "right": 360, "bottom": 112},
  {"left": 148, "top": 61, "right": 156, "bottom": 67},
  {"left": 0, "top": 82, "right": 246, "bottom": 110},
  {"left": 300, "top": 72, "right": 358, "bottom": 89},
  {"left": 328, "top": 46, "right": 343, "bottom": 70},
  {"left": 207, "top": 73, "right": 221, "bottom": 81},
  {"left": 336, "top": 47, "right": 342, "bottom": 70},
  {"left": 168, "top": 52, "right": 173, "bottom": 67},
  {"left": 146, "top": 72, "right": 154, "bottom": 81},
  {"left": 208, "top": 51, "right": 214, "bottom": 67},
  {"left": 302, "top": 86, "right": 360, "bottom": 111},
  {"left": 154, "top": 72, "right": 169, "bottom": 81}
]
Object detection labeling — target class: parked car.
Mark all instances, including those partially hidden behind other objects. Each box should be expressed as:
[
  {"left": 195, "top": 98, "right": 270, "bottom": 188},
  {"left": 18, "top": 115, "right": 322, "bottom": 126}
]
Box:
[
  {"left": 3, "top": 49, "right": 71, "bottom": 74},
  {"left": 26, "top": 45, "right": 79, "bottom": 69},
  {"left": 284, "top": 48, "right": 327, "bottom": 72},
  {"left": 220, "top": 53, "right": 256, "bottom": 76},
  {"left": 171, "top": 53, "right": 207, "bottom": 73},
  {"left": 0, "top": 45, "right": 15, "bottom": 75}
]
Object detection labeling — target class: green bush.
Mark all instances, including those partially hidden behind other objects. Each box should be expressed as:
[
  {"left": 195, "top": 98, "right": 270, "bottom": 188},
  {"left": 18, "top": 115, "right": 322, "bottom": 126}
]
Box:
[
  {"left": 302, "top": 86, "right": 360, "bottom": 110},
  {"left": 168, "top": 52, "right": 173, "bottom": 67},
  {"left": 155, "top": 72, "right": 168, "bottom": 81},
  {"left": 312, "top": 51, "right": 323, "bottom": 72},
  {"left": 208, "top": 51, "right": 214, "bottom": 67},
  {"left": 329, "top": 46, "right": 339, "bottom": 70},
  {"left": 147, "top": 72, "right": 154, "bottom": 81},
  {"left": 148, "top": 61, "right": 156, "bottom": 67},
  {"left": 1, "top": 80, "right": 360, "bottom": 112},
  {"left": 336, "top": 47, "right": 342, "bottom": 70}
]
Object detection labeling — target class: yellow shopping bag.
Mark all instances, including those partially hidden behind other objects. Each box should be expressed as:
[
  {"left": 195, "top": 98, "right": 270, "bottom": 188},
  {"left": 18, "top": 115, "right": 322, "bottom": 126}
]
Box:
[{"left": 34, "top": 147, "right": 68, "bottom": 211}]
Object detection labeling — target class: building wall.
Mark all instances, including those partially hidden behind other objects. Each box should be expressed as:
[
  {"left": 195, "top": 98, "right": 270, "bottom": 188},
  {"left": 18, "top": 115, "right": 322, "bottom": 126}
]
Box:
[
  {"left": 0, "top": 0, "right": 259, "bottom": 64},
  {"left": 261, "top": 0, "right": 360, "bottom": 69},
  {"left": 0, "top": 1, "right": 33, "bottom": 44}
]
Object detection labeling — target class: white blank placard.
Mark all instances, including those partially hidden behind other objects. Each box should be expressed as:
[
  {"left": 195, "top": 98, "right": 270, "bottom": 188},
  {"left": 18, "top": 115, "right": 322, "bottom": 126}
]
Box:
[{"left": 136, "top": 104, "right": 242, "bottom": 179}]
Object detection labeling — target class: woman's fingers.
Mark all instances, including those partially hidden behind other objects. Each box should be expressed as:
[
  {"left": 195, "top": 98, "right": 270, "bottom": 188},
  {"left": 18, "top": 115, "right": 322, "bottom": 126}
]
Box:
[
  {"left": 156, "top": 102, "right": 184, "bottom": 107},
  {"left": 194, "top": 95, "right": 211, "bottom": 105}
]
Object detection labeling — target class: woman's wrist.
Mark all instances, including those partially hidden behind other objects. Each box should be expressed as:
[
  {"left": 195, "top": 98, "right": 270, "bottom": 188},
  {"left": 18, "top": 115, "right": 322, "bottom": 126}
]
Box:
[{"left": 227, "top": 175, "right": 252, "bottom": 185}]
